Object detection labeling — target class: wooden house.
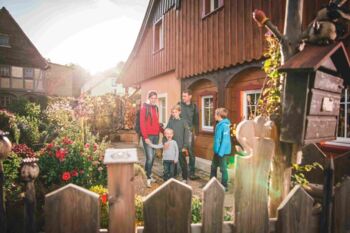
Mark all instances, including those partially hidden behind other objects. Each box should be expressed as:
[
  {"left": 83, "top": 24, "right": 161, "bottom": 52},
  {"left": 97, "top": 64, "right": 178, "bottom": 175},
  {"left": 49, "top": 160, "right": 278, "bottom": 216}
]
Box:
[
  {"left": 0, "top": 7, "right": 47, "bottom": 107},
  {"left": 120, "top": 0, "right": 350, "bottom": 163}
]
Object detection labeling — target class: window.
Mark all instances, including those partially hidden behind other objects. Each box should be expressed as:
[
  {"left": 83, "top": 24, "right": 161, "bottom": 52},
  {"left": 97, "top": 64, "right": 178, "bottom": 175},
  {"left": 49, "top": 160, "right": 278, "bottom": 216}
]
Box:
[
  {"left": 23, "top": 68, "right": 34, "bottom": 79},
  {"left": 243, "top": 90, "right": 261, "bottom": 120},
  {"left": 0, "top": 65, "right": 10, "bottom": 77},
  {"left": 202, "top": 95, "right": 214, "bottom": 131},
  {"left": 0, "top": 96, "right": 12, "bottom": 108},
  {"left": 337, "top": 86, "right": 350, "bottom": 142},
  {"left": 153, "top": 18, "right": 163, "bottom": 52},
  {"left": 202, "top": 0, "right": 223, "bottom": 17},
  {"left": 158, "top": 94, "right": 167, "bottom": 125},
  {"left": 0, "top": 34, "right": 10, "bottom": 47}
]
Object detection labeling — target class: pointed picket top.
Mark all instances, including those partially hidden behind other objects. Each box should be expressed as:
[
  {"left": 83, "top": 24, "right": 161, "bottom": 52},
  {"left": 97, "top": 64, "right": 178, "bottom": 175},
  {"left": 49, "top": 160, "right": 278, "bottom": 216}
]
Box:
[
  {"left": 143, "top": 178, "right": 192, "bottom": 233},
  {"left": 276, "top": 185, "right": 314, "bottom": 233},
  {"left": 45, "top": 183, "right": 100, "bottom": 233},
  {"left": 333, "top": 177, "right": 350, "bottom": 233},
  {"left": 202, "top": 177, "right": 225, "bottom": 233}
]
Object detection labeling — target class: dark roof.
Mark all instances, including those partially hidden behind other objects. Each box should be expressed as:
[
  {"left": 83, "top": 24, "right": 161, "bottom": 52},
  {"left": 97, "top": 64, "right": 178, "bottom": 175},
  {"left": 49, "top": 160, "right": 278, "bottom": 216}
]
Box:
[
  {"left": 279, "top": 42, "right": 350, "bottom": 85},
  {"left": 0, "top": 7, "right": 47, "bottom": 69}
]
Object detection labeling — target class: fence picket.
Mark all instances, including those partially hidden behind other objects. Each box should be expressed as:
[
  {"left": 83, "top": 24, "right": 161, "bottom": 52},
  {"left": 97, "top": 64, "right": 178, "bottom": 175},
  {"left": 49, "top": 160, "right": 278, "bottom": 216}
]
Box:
[
  {"left": 201, "top": 177, "right": 225, "bottom": 233},
  {"left": 275, "top": 185, "right": 315, "bottom": 233},
  {"left": 45, "top": 184, "right": 100, "bottom": 233},
  {"left": 333, "top": 177, "right": 350, "bottom": 233},
  {"left": 143, "top": 178, "right": 192, "bottom": 233},
  {"left": 234, "top": 137, "right": 274, "bottom": 233}
]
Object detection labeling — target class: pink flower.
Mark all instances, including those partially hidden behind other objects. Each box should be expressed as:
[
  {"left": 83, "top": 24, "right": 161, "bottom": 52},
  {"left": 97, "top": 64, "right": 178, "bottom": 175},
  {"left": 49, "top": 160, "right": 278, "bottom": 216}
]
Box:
[
  {"left": 63, "top": 137, "right": 73, "bottom": 145},
  {"left": 84, "top": 143, "right": 90, "bottom": 149},
  {"left": 93, "top": 143, "right": 98, "bottom": 151},
  {"left": 61, "top": 172, "right": 71, "bottom": 181}
]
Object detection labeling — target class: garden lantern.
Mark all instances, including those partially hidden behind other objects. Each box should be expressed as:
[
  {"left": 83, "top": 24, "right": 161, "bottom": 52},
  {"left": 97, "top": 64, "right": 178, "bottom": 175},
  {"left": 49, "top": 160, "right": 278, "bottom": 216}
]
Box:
[
  {"left": 104, "top": 148, "right": 138, "bottom": 233},
  {"left": 21, "top": 157, "right": 40, "bottom": 233},
  {"left": 279, "top": 42, "right": 350, "bottom": 145}
]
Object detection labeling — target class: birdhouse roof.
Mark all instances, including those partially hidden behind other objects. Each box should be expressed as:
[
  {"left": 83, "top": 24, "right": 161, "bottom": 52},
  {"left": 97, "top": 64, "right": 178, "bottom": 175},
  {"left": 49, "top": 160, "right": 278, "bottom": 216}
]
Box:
[{"left": 279, "top": 42, "right": 350, "bottom": 85}]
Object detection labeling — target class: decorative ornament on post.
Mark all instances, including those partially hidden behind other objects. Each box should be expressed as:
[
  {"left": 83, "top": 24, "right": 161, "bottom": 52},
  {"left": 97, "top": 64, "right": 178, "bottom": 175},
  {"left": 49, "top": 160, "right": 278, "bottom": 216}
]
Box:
[
  {"left": 21, "top": 157, "right": 40, "bottom": 233},
  {"left": 0, "top": 130, "right": 12, "bottom": 233}
]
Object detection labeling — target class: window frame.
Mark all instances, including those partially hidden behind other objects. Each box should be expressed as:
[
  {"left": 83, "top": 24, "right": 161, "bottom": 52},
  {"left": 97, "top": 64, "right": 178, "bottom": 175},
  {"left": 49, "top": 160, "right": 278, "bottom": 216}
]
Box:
[
  {"left": 0, "top": 33, "right": 10, "bottom": 47},
  {"left": 0, "top": 65, "right": 10, "bottom": 77},
  {"left": 202, "top": 0, "right": 224, "bottom": 19},
  {"left": 201, "top": 95, "right": 215, "bottom": 132},
  {"left": 153, "top": 17, "right": 164, "bottom": 53},
  {"left": 335, "top": 86, "right": 350, "bottom": 144},
  {"left": 157, "top": 93, "right": 168, "bottom": 126},
  {"left": 242, "top": 89, "right": 261, "bottom": 120}
]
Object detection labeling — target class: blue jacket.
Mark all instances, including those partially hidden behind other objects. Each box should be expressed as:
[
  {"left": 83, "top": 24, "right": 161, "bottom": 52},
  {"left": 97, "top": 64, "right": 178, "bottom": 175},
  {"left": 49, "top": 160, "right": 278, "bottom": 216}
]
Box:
[{"left": 213, "top": 118, "right": 232, "bottom": 157}]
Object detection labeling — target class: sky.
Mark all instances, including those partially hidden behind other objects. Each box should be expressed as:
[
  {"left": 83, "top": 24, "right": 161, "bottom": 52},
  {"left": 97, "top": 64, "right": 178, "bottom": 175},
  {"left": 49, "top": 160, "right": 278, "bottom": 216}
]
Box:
[{"left": 0, "top": 0, "right": 149, "bottom": 74}]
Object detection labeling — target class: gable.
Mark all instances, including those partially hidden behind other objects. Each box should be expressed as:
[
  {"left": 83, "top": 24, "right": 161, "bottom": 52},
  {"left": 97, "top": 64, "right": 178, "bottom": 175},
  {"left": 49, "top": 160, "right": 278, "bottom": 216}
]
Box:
[{"left": 0, "top": 7, "right": 47, "bottom": 69}]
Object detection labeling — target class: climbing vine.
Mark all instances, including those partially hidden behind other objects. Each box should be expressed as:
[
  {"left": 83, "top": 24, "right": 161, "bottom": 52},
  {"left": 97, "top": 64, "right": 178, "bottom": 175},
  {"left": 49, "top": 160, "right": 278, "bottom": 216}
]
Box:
[{"left": 257, "top": 32, "right": 284, "bottom": 119}]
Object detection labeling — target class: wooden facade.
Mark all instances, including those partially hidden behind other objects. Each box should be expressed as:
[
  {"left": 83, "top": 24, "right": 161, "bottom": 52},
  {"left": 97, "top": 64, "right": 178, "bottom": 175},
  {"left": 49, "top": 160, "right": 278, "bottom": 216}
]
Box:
[{"left": 121, "top": 0, "right": 349, "bottom": 160}]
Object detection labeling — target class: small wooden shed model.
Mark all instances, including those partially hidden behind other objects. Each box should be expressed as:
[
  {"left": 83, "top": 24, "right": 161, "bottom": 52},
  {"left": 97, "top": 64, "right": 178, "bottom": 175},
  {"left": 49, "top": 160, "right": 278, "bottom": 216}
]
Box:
[{"left": 279, "top": 42, "right": 350, "bottom": 145}]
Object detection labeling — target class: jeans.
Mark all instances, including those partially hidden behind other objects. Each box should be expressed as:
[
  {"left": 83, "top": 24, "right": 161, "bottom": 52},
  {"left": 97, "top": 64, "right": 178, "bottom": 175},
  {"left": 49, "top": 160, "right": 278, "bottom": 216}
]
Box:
[
  {"left": 188, "top": 131, "right": 196, "bottom": 176},
  {"left": 210, "top": 154, "right": 228, "bottom": 188},
  {"left": 142, "top": 135, "right": 159, "bottom": 179},
  {"left": 178, "top": 151, "right": 188, "bottom": 180},
  {"left": 163, "top": 160, "right": 175, "bottom": 181}
]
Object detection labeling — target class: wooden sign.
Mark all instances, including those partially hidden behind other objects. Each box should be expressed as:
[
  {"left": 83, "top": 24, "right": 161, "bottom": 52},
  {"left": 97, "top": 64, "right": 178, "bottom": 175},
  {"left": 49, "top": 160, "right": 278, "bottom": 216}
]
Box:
[{"left": 104, "top": 148, "right": 138, "bottom": 164}]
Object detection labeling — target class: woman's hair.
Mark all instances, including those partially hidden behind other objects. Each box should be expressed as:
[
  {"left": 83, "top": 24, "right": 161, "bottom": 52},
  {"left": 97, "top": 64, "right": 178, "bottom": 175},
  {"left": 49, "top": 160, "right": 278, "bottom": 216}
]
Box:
[
  {"left": 147, "top": 90, "right": 158, "bottom": 99},
  {"left": 215, "top": 108, "right": 229, "bottom": 118},
  {"left": 171, "top": 104, "right": 181, "bottom": 112}
]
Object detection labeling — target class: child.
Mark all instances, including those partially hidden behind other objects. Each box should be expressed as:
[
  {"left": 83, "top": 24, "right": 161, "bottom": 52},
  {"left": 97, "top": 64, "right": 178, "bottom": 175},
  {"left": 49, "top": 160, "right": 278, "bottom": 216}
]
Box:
[
  {"left": 210, "top": 108, "right": 232, "bottom": 191},
  {"left": 166, "top": 105, "right": 190, "bottom": 183},
  {"left": 148, "top": 128, "right": 179, "bottom": 181}
]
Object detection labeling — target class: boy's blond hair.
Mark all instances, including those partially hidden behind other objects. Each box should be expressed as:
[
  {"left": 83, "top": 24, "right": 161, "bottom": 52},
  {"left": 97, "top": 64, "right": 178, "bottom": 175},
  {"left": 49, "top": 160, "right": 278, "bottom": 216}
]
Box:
[
  {"left": 171, "top": 104, "right": 181, "bottom": 112},
  {"left": 215, "top": 108, "right": 229, "bottom": 118},
  {"left": 164, "top": 128, "right": 174, "bottom": 135}
]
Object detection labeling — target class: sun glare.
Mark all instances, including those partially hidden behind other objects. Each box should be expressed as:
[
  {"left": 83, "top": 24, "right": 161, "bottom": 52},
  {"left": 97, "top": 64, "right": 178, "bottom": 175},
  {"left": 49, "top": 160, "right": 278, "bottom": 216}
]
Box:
[{"left": 47, "top": 17, "right": 139, "bottom": 74}]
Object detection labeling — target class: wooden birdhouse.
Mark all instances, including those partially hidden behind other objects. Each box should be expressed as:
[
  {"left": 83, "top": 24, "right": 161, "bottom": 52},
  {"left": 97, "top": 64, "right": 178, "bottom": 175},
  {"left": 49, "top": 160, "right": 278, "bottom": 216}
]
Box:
[{"left": 279, "top": 42, "right": 350, "bottom": 145}]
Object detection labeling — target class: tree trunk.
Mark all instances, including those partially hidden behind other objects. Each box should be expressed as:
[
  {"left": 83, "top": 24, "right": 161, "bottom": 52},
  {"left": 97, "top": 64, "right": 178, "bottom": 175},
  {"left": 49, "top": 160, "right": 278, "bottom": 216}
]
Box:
[{"left": 269, "top": 0, "right": 304, "bottom": 217}]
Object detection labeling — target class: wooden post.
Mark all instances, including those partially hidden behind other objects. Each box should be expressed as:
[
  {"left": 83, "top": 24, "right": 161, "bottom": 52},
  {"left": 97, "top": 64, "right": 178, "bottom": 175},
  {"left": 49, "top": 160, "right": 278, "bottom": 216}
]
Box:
[
  {"left": 333, "top": 177, "right": 350, "bottom": 233},
  {"left": 201, "top": 177, "right": 225, "bottom": 233},
  {"left": 45, "top": 184, "right": 100, "bottom": 233},
  {"left": 143, "top": 179, "right": 192, "bottom": 233},
  {"left": 320, "top": 157, "right": 334, "bottom": 233},
  {"left": 104, "top": 148, "right": 138, "bottom": 233},
  {"left": 21, "top": 158, "right": 40, "bottom": 233}
]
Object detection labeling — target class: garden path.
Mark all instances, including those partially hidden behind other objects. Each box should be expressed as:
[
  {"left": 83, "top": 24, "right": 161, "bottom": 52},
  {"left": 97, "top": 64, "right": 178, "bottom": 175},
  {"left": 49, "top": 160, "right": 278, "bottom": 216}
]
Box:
[{"left": 110, "top": 142, "right": 234, "bottom": 208}]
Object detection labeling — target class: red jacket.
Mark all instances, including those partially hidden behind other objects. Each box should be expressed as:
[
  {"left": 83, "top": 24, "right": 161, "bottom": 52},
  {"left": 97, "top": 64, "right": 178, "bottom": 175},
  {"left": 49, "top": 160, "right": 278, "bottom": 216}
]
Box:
[{"left": 140, "top": 103, "right": 162, "bottom": 139}]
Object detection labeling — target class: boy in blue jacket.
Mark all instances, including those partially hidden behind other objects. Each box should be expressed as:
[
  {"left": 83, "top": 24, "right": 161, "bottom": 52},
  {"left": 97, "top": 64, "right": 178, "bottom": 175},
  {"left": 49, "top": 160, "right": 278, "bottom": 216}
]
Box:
[{"left": 210, "top": 107, "right": 231, "bottom": 191}]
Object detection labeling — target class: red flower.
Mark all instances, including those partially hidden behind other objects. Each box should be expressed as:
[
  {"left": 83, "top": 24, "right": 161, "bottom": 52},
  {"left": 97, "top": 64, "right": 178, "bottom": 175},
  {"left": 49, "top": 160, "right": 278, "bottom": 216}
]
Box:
[
  {"left": 55, "top": 148, "right": 67, "bottom": 161},
  {"left": 84, "top": 143, "right": 90, "bottom": 149},
  {"left": 61, "top": 172, "right": 71, "bottom": 181},
  {"left": 63, "top": 137, "right": 73, "bottom": 145},
  {"left": 93, "top": 143, "right": 98, "bottom": 151},
  {"left": 46, "top": 142, "right": 54, "bottom": 150},
  {"left": 101, "top": 193, "right": 108, "bottom": 204},
  {"left": 71, "top": 170, "right": 78, "bottom": 177}
]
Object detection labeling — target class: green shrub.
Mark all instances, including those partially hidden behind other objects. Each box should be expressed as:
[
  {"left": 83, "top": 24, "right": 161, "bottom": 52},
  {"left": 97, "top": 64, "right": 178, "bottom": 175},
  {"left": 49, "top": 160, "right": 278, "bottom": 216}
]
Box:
[
  {"left": 0, "top": 110, "right": 20, "bottom": 143},
  {"left": 191, "top": 195, "right": 202, "bottom": 223},
  {"left": 3, "top": 152, "right": 22, "bottom": 201}
]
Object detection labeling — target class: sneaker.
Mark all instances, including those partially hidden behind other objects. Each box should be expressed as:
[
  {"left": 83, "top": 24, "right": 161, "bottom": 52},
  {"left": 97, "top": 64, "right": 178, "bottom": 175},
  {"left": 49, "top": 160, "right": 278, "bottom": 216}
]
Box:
[
  {"left": 146, "top": 179, "right": 152, "bottom": 188},
  {"left": 189, "top": 175, "right": 200, "bottom": 180}
]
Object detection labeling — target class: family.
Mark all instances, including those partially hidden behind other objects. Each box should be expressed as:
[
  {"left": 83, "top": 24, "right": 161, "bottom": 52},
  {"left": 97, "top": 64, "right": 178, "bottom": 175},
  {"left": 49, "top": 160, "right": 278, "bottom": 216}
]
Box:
[{"left": 138, "top": 89, "right": 231, "bottom": 191}]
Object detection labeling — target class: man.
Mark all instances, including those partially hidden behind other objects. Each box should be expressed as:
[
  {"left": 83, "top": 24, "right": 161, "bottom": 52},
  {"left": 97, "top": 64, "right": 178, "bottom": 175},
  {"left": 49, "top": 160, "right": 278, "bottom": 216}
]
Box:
[
  {"left": 140, "top": 90, "right": 162, "bottom": 187},
  {"left": 179, "top": 89, "right": 200, "bottom": 180}
]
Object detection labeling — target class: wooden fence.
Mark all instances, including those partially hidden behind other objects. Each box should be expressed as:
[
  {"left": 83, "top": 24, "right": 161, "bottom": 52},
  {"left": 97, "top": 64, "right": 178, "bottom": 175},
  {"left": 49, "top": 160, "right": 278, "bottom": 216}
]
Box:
[{"left": 44, "top": 176, "right": 350, "bottom": 233}]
